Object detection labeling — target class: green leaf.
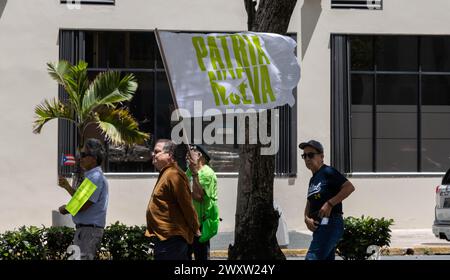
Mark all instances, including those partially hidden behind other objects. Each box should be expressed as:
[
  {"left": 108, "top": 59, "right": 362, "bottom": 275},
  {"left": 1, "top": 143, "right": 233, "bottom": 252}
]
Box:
[
  {"left": 33, "top": 98, "right": 75, "bottom": 134},
  {"left": 95, "top": 107, "right": 149, "bottom": 146},
  {"left": 82, "top": 72, "right": 137, "bottom": 119}
]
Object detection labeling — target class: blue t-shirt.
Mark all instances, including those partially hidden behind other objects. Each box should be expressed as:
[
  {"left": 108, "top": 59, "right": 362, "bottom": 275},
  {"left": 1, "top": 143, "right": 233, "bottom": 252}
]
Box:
[
  {"left": 72, "top": 166, "right": 109, "bottom": 227},
  {"left": 307, "top": 165, "right": 347, "bottom": 219}
]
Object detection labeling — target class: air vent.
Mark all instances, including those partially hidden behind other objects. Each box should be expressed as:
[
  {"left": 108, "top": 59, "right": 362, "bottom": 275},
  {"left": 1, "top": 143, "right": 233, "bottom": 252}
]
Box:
[{"left": 331, "top": 0, "right": 382, "bottom": 10}]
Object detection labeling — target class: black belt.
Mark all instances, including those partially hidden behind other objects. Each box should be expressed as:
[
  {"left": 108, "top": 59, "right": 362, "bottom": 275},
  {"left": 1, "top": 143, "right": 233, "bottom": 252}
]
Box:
[{"left": 76, "top": 224, "right": 103, "bottom": 229}]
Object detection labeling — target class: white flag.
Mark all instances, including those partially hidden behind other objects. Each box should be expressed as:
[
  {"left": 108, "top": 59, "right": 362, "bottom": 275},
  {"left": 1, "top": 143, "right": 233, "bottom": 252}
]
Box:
[{"left": 158, "top": 31, "right": 300, "bottom": 116}]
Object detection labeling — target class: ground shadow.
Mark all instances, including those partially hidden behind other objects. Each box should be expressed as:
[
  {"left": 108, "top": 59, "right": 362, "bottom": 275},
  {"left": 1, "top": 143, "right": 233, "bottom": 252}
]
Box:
[
  {"left": 301, "top": 0, "right": 322, "bottom": 58},
  {"left": 210, "top": 231, "right": 312, "bottom": 250}
]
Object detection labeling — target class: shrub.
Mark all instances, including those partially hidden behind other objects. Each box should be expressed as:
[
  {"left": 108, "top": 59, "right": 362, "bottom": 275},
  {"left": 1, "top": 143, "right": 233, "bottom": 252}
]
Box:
[
  {"left": 101, "top": 222, "right": 152, "bottom": 260},
  {"left": 336, "top": 216, "right": 394, "bottom": 260},
  {"left": 0, "top": 222, "right": 152, "bottom": 260},
  {"left": 45, "top": 226, "right": 75, "bottom": 260},
  {"left": 0, "top": 226, "right": 47, "bottom": 260}
]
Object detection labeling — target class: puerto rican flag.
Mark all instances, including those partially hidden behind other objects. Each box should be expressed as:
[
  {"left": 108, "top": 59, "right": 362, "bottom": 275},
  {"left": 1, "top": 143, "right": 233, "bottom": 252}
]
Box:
[{"left": 61, "top": 154, "right": 76, "bottom": 166}]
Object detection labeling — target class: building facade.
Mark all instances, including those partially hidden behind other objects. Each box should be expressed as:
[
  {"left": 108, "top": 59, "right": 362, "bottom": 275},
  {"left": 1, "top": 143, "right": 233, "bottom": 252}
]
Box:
[{"left": 0, "top": 0, "right": 448, "bottom": 233}]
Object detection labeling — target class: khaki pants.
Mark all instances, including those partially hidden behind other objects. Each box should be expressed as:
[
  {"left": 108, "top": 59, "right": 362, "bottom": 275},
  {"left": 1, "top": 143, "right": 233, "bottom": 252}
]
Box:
[{"left": 73, "top": 227, "right": 104, "bottom": 260}]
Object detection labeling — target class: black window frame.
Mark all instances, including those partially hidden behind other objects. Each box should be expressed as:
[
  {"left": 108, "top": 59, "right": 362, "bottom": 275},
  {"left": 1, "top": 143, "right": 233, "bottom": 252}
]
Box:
[{"left": 332, "top": 34, "right": 450, "bottom": 174}]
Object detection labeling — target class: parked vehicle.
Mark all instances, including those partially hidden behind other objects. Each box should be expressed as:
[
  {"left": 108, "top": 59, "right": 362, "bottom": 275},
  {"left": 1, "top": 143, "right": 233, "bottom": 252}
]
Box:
[{"left": 433, "top": 168, "right": 450, "bottom": 240}]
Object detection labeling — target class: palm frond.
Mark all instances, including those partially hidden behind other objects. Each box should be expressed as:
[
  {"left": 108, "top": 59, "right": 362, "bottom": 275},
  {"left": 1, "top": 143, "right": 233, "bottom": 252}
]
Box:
[
  {"left": 64, "top": 61, "right": 89, "bottom": 111},
  {"left": 82, "top": 72, "right": 137, "bottom": 119},
  {"left": 95, "top": 108, "right": 150, "bottom": 146},
  {"left": 47, "top": 61, "right": 70, "bottom": 86},
  {"left": 33, "top": 98, "right": 75, "bottom": 134},
  {"left": 47, "top": 61, "right": 79, "bottom": 107}
]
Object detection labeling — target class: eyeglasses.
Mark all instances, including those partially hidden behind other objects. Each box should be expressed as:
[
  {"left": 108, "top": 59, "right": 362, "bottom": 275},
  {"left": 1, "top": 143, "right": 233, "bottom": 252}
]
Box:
[{"left": 301, "top": 152, "right": 321, "bottom": 159}]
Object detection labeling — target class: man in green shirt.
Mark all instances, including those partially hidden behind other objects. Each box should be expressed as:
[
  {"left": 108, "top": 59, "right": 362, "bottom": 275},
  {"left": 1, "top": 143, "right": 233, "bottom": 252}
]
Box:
[{"left": 186, "top": 144, "right": 219, "bottom": 260}]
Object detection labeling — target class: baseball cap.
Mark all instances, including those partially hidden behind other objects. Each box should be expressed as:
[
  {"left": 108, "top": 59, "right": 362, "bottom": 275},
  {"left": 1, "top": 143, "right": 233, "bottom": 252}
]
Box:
[
  {"left": 298, "top": 140, "right": 324, "bottom": 153},
  {"left": 189, "top": 144, "right": 211, "bottom": 163}
]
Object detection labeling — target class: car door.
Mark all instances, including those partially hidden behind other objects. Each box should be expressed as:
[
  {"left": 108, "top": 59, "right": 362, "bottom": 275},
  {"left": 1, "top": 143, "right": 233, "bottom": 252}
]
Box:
[{"left": 436, "top": 168, "right": 450, "bottom": 223}]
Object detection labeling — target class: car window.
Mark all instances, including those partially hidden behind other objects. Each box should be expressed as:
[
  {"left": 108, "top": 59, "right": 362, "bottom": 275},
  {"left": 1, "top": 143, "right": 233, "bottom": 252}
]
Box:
[{"left": 442, "top": 168, "right": 450, "bottom": 185}]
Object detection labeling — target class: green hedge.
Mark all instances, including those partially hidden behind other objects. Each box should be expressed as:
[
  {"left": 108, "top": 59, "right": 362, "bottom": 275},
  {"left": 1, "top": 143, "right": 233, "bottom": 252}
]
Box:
[
  {"left": 336, "top": 216, "right": 394, "bottom": 260},
  {"left": 0, "top": 222, "right": 152, "bottom": 260}
]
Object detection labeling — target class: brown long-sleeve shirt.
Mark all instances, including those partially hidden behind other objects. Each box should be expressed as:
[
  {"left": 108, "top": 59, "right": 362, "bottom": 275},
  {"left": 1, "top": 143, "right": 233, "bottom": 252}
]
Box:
[{"left": 145, "top": 162, "right": 199, "bottom": 244}]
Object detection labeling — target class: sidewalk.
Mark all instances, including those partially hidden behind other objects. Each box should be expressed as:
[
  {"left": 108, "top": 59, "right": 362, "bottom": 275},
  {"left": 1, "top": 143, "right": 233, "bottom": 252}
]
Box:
[{"left": 210, "top": 229, "right": 450, "bottom": 258}]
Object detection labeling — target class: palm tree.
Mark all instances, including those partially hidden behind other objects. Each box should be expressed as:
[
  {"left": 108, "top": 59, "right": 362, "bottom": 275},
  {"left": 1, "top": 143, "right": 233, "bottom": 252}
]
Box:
[{"left": 33, "top": 60, "right": 150, "bottom": 186}]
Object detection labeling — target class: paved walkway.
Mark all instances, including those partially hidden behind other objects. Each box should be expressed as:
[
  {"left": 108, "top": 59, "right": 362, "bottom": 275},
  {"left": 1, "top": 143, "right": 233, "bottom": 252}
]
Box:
[{"left": 210, "top": 228, "right": 450, "bottom": 257}]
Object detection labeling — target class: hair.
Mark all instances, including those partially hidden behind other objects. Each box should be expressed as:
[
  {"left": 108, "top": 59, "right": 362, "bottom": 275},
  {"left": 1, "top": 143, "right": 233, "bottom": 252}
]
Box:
[
  {"left": 84, "top": 138, "right": 105, "bottom": 166},
  {"left": 156, "top": 139, "right": 176, "bottom": 159}
]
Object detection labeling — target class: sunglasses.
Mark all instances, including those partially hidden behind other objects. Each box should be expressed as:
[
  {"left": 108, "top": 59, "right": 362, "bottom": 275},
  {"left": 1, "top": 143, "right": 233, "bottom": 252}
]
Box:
[
  {"left": 301, "top": 152, "right": 321, "bottom": 159},
  {"left": 80, "top": 152, "right": 93, "bottom": 158}
]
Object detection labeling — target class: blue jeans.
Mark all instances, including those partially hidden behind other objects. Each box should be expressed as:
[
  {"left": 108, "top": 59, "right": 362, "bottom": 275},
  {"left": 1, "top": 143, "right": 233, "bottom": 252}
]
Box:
[
  {"left": 153, "top": 236, "right": 188, "bottom": 260},
  {"left": 305, "top": 214, "right": 344, "bottom": 260}
]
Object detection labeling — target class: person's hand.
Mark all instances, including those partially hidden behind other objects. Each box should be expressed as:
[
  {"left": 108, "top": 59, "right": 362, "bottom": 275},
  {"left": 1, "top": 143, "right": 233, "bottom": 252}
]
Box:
[
  {"left": 58, "top": 205, "right": 68, "bottom": 215},
  {"left": 305, "top": 217, "right": 318, "bottom": 232},
  {"left": 318, "top": 202, "right": 333, "bottom": 219},
  {"left": 195, "top": 229, "right": 201, "bottom": 237},
  {"left": 58, "top": 176, "right": 70, "bottom": 189},
  {"left": 186, "top": 150, "right": 200, "bottom": 174}
]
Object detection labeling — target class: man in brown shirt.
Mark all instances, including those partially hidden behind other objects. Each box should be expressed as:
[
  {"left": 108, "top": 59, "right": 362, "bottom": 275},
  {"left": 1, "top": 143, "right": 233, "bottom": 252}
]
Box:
[{"left": 146, "top": 139, "right": 200, "bottom": 260}]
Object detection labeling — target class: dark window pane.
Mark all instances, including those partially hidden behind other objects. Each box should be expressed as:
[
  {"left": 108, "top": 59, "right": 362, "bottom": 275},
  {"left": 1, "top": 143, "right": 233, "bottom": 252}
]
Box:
[
  {"left": 376, "top": 36, "right": 418, "bottom": 71},
  {"left": 376, "top": 140, "right": 417, "bottom": 172},
  {"left": 207, "top": 143, "right": 239, "bottom": 172},
  {"left": 155, "top": 72, "right": 174, "bottom": 141},
  {"left": 129, "top": 32, "right": 155, "bottom": 68},
  {"left": 421, "top": 36, "right": 450, "bottom": 72},
  {"left": 351, "top": 74, "right": 373, "bottom": 105},
  {"left": 377, "top": 75, "right": 418, "bottom": 105},
  {"left": 422, "top": 75, "right": 450, "bottom": 105},
  {"left": 422, "top": 140, "right": 450, "bottom": 172},
  {"left": 97, "top": 32, "right": 126, "bottom": 68},
  {"left": 377, "top": 111, "right": 417, "bottom": 138},
  {"left": 350, "top": 36, "right": 374, "bottom": 70},
  {"left": 107, "top": 72, "right": 155, "bottom": 173},
  {"left": 351, "top": 139, "right": 372, "bottom": 172},
  {"left": 85, "top": 32, "right": 94, "bottom": 67}
]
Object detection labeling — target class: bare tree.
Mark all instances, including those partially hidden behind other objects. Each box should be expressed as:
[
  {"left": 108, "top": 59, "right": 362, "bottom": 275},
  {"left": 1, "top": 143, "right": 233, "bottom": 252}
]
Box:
[{"left": 228, "top": 0, "right": 298, "bottom": 260}]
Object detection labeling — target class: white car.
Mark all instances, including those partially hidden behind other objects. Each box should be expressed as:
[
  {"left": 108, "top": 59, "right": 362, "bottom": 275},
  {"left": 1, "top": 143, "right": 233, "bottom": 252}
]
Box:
[{"left": 433, "top": 168, "right": 450, "bottom": 240}]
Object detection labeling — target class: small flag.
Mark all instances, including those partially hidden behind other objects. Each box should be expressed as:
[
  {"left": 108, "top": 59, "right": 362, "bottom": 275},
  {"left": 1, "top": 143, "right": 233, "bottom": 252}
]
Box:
[{"left": 61, "top": 154, "right": 76, "bottom": 166}]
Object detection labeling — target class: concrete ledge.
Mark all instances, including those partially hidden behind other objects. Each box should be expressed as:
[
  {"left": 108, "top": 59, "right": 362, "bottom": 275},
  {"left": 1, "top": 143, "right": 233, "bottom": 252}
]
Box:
[{"left": 211, "top": 247, "right": 450, "bottom": 258}]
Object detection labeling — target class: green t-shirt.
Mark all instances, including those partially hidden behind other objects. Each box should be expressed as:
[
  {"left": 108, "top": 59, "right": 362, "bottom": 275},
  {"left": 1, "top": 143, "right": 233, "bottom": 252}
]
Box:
[{"left": 186, "top": 165, "right": 218, "bottom": 224}]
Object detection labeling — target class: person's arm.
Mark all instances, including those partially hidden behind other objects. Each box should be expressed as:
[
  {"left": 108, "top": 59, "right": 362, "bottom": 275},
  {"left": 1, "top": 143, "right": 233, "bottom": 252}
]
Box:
[
  {"left": 304, "top": 201, "right": 318, "bottom": 232},
  {"left": 318, "top": 181, "right": 355, "bottom": 218},
  {"left": 171, "top": 174, "right": 200, "bottom": 234},
  {"left": 58, "top": 201, "right": 93, "bottom": 215},
  {"left": 328, "top": 181, "right": 355, "bottom": 207},
  {"left": 58, "top": 176, "right": 76, "bottom": 196},
  {"left": 191, "top": 173, "right": 205, "bottom": 202}
]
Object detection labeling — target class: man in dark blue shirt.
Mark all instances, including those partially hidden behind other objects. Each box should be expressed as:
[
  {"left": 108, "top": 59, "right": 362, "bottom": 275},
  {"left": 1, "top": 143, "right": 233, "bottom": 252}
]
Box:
[{"left": 300, "top": 140, "right": 355, "bottom": 260}]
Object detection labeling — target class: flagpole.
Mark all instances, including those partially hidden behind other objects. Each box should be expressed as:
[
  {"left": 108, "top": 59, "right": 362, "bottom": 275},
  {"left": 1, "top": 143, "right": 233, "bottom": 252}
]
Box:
[{"left": 154, "top": 28, "right": 192, "bottom": 150}]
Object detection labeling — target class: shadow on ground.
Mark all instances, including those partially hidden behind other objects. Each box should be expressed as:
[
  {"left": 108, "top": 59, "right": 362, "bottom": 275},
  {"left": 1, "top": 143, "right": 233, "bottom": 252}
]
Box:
[{"left": 211, "top": 231, "right": 312, "bottom": 250}]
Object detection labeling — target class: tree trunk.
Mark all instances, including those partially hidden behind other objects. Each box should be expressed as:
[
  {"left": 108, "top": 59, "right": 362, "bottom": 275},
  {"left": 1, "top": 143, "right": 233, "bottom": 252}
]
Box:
[{"left": 228, "top": 0, "right": 297, "bottom": 260}]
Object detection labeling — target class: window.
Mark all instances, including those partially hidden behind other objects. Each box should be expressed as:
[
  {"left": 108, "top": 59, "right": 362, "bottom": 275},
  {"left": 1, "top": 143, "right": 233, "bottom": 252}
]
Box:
[
  {"left": 58, "top": 30, "right": 297, "bottom": 176},
  {"left": 335, "top": 35, "right": 450, "bottom": 173},
  {"left": 61, "top": 0, "right": 115, "bottom": 5},
  {"left": 331, "top": 0, "right": 382, "bottom": 10}
]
